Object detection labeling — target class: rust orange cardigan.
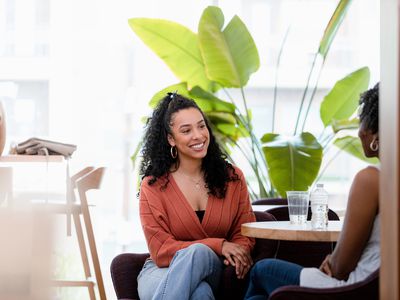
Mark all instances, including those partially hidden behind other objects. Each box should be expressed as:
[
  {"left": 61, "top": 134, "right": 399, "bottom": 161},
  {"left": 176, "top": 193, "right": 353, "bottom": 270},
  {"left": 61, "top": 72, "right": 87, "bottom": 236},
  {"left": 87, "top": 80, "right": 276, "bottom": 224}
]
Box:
[{"left": 139, "top": 166, "right": 256, "bottom": 267}]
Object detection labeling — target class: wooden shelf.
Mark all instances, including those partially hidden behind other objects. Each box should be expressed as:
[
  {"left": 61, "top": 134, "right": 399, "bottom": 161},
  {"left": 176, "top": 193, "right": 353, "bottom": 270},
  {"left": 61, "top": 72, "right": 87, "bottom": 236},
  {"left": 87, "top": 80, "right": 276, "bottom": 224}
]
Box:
[{"left": 0, "top": 155, "right": 65, "bottom": 163}]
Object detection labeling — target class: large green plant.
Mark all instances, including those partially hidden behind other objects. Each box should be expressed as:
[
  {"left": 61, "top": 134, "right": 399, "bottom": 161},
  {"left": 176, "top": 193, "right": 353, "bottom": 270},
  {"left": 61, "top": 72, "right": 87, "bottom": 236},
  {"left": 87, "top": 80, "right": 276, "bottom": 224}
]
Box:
[{"left": 128, "top": 1, "right": 377, "bottom": 199}]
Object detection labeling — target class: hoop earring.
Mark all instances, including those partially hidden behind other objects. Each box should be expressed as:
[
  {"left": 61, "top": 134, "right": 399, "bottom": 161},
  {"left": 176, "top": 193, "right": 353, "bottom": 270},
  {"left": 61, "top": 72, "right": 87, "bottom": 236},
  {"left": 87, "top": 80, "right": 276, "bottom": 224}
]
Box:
[
  {"left": 170, "top": 146, "right": 177, "bottom": 159},
  {"left": 369, "top": 138, "right": 379, "bottom": 151}
]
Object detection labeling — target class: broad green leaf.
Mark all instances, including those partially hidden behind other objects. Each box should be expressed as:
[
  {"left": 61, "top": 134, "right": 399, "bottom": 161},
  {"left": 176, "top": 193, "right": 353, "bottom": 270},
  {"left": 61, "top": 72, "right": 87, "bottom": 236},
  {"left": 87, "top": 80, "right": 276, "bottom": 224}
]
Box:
[
  {"left": 207, "top": 112, "right": 248, "bottom": 141},
  {"left": 261, "top": 132, "right": 323, "bottom": 197},
  {"left": 198, "top": 6, "right": 260, "bottom": 87},
  {"left": 215, "top": 124, "right": 243, "bottom": 140},
  {"left": 189, "top": 86, "right": 236, "bottom": 113},
  {"left": 320, "top": 67, "right": 370, "bottom": 127},
  {"left": 318, "top": 0, "right": 352, "bottom": 58},
  {"left": 206, "top": 111, "right": 236, "bottom": 124},
  {"left": 149, "top": 83, "right": 236, "bottom": 113},
  {"left": 334, "top": 136, "right": 379, "bottom": 164},
  {"left": 128, "top": 18, "right": 217, "bottom": 92},
  {"left": 331, "top": 118, "right": 359, "bottom": 133}
]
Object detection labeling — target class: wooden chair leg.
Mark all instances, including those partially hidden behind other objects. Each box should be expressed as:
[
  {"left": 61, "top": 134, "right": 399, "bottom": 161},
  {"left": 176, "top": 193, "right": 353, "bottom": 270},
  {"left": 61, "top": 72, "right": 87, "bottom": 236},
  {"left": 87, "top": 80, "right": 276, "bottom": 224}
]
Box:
[
  {"left": 88, "top": 285, "right": 96, "bottom": 300},
  {"left": 73, "top": 212, "right": 91, "bottom": 278},
  {"left": 78, "top": 168, "right": 107, "bottom": 300},
  {"left": 81, "top": 199, "right": 106, "bottom": 300}
]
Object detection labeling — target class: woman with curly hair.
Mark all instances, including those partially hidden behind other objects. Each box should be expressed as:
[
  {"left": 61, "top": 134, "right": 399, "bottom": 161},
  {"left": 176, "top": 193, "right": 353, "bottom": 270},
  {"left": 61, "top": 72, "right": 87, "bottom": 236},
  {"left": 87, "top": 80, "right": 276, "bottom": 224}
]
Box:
[
  {"left": 137, "top": 92, "right": 256, "bottom": 300},
  {"left": 245, "top": 83, "right": 380, "bottom": 299}
]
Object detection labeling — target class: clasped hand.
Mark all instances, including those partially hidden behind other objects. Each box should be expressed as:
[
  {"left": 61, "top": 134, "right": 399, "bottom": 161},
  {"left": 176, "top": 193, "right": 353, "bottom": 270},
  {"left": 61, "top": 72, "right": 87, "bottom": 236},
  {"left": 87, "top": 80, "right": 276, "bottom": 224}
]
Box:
[
  {"left": 221, "top": 241, "right": 253, "bottom": 279},
  {"left": 319, "top": 254, "right": 333, "bottom": 276}
]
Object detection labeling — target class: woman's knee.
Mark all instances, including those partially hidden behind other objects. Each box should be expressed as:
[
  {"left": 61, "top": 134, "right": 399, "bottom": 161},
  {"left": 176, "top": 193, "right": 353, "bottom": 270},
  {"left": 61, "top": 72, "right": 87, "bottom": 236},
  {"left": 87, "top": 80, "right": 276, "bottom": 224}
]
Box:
[
  {"left": 187, "top": 243, "right": 213, "bottom": 254},
  {"left": 252, "top": 258, "right": 276, "bottom": 276},
  {"left": 138, "top": 260, "right": 168, "bottom": 300},
  {"left": 250, "top": 258, "right": 302, "bottom": 285},
  {"left": 190, "top": 281, "right": 214, "bottom": 300},
  {"left": 179, "top": 243, "right": 217, "bottom": 261}
]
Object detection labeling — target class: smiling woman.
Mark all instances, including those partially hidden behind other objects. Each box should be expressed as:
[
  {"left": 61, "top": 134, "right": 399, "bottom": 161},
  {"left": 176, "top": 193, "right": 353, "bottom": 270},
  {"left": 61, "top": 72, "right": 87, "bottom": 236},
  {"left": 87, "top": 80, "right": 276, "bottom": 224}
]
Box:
[{"left": 137, "top": 92, "right": 256, "bottom": 300}]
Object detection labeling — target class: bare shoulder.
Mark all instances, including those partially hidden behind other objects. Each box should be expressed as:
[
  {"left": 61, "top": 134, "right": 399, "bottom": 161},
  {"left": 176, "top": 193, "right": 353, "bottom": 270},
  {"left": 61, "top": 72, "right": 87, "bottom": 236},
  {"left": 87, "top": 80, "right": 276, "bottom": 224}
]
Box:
[
  {"left": 353, "top": 166, "right": 379, "bottom": 187},
  {"left": 348, "top": 166, "right": 379, "bottom": 211}
]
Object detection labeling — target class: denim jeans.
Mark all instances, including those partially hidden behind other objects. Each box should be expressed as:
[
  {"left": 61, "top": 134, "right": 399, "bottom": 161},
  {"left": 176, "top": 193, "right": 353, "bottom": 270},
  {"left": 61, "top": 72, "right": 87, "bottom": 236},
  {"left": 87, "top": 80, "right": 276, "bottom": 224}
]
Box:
[
  {"left": 137, "top": 243, "right": 223, "bottom": 300},
  {"left": 244, "top": 258, "right": 303, "bottom": 300}
]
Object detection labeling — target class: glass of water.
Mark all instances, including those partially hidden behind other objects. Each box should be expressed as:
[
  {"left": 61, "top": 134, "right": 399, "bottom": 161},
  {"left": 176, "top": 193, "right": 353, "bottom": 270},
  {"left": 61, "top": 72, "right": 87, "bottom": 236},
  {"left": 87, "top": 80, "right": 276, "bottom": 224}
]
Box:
[{"left": 286, "top": 191, "right": 309, "bottom": 225}]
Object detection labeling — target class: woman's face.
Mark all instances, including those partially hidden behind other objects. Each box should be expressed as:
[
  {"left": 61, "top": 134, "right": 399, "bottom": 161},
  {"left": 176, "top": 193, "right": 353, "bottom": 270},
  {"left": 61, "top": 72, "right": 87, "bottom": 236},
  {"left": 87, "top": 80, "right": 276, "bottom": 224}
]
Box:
[
  {"left": 167, "top": 107, "right": 210, "bottom": 161},
  {"left": 358, "top": 121, "right": 378, "bottom": 157}
]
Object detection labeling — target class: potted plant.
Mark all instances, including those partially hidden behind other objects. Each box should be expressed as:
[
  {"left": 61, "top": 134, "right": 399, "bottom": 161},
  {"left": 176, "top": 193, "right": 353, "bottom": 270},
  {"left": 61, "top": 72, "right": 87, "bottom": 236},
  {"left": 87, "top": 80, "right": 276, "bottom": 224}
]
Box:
[{"left": 128, "top": 0, "right": 377, "bottom": 199}]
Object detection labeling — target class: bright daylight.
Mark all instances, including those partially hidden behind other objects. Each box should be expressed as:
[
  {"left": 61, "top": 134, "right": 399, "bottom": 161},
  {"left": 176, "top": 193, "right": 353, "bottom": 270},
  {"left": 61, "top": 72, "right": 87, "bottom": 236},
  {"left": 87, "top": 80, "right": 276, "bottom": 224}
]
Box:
[{"left": 0, "top": 0, "right": 383, "bottom": 299}]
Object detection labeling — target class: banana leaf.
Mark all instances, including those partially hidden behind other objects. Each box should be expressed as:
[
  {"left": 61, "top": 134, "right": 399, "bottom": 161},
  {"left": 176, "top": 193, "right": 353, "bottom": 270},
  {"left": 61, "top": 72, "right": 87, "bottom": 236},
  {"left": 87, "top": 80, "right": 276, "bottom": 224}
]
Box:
[
  {"left": 149, "top": 83, "right": 235, "bottom": 113},
  {"left": 331, "top": 118, "right": 359, "bottom": 133},
  {"left": 128, "top": 18, "right": 217, "bottom": 92},
  {"left": 334, "top": 136, "right": 379, "bottom": 164},
  {"left": 318, "top": 0, "right": 352, "bottom": 58},
  {"left": 261, "top": 132, "right": 323, "bottom": 197},
  {"left": 320, "top": 67, "right": 370, "bottom": 127},
  {"left": 198, "top": 6, "right": 259, "bottom": 88}
]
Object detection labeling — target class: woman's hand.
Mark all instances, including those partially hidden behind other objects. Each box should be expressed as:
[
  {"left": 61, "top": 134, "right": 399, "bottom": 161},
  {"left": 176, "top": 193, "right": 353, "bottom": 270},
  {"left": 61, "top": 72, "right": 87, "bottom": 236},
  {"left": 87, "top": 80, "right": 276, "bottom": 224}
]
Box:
[
  {"left": 222, "top": 241, "right": 253, "bottom": 279},
  {"left": 319, "top": 254, "right": 333, "bottom": 276}
]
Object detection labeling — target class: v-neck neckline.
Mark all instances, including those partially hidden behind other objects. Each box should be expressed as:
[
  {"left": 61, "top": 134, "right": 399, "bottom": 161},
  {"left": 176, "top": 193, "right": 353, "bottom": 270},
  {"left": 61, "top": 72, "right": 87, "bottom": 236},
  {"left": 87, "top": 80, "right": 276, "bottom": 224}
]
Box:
[{"left": 169, "top": 174, "right": 211, "bottom": 226}]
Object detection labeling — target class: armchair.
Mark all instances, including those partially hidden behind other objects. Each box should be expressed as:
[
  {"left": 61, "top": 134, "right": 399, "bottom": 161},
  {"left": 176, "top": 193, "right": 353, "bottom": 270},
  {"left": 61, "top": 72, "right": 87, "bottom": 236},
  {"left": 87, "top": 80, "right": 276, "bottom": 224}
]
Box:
[
  {"left": 269, "top": 269, "right": 379, "bottom": 300},
  {"left": 110, "top": 211, "right": 278, "bottom": 300}
]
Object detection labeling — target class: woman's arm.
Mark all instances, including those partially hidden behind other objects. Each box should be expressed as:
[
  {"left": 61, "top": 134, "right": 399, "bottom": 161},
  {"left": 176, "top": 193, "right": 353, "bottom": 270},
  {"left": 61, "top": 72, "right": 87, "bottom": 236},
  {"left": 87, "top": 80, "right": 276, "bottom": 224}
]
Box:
[
  {"left": 140, "top": 184, "right": 225, "bottom": 268},
  {"left": 327, "top": 166, "right": 379, "bottom": 280},
  {"left": 222, "top": 168, "right": 256, "bottom": 278},
  {"left": 227, "top": 169, "right": 256, "bottom": 252}
]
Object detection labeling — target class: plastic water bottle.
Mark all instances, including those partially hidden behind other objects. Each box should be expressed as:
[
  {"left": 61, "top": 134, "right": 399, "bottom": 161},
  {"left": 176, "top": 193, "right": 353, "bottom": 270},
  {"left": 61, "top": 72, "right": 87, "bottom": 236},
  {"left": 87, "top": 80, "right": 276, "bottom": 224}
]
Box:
[{"left": 310, "top": 183, "right": 329, "bottom": 230}]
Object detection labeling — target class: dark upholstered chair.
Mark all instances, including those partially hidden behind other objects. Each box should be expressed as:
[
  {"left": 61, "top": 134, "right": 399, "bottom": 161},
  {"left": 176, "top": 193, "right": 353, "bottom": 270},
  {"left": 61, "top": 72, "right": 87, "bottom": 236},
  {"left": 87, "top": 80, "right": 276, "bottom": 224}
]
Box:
[
  {"left": 252, "top": 199, "right": 340, "bottom": 267},
  {"left": 269, "top": 269, "right": 379, "bottom": 300},
  {"left": 110, "top": 211, "right": 278, "bottom": 300},
  {"left": 252, "top": 198, "right": 288, "bottom": 205}
]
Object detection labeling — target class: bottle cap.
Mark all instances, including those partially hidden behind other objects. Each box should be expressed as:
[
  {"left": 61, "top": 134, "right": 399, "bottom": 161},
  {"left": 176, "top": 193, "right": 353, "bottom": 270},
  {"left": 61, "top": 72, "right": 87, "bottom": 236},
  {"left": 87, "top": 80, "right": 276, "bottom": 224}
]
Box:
[{"left": 316, "top": 183, "right": 324, "bottom": 188}]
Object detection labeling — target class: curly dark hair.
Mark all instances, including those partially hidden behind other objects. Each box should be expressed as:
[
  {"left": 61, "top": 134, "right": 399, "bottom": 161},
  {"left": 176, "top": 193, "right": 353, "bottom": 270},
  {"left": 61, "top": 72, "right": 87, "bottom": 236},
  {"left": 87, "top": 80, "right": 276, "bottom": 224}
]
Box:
[
  {"left": 140, "top": 92, "right": 238, "bottom": 198},
  {"left": 359, "top": 82, "right": 379, "bottom": 134}
]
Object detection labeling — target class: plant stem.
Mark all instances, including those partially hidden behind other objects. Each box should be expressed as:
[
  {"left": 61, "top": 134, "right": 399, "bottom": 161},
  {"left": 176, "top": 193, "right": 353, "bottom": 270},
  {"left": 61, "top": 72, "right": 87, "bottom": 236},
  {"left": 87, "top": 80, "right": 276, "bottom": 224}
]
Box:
[
  {"left": 272, "top": 26, "right": 291, "bottom": 133},
  {"left": 222, "top": 88, "right": 245, "bottom": 118},
  {"left": 294, "top": 52, "right": 319, "bottom": 135},
  {"left": 240, "top": 87, "right": 268, "bottom": 196},
  {"left": 226, "top": 135, "right": 268, "bottom": 197},
  {"left": 322, "top": 133, "right": 336, "bottom": 149},
  {"left": 318, "top": 126, "right": 327, "bottom": 141},
  {"left": 301, "top": 59, "right": 326, "bottom": 132},
  {"left": 221, "top": 88, "right": 269, "bottom": 197},
  {"left": 223, "top": 145, "right": 258, "bottom": 199}
]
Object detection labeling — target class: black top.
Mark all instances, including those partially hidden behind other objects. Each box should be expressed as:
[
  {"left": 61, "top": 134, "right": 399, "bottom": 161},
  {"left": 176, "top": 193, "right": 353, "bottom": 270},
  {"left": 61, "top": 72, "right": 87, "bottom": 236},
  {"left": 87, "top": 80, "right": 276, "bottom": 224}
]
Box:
[{"left": 195, "top": 210, "right": 205, "bottom": 223}]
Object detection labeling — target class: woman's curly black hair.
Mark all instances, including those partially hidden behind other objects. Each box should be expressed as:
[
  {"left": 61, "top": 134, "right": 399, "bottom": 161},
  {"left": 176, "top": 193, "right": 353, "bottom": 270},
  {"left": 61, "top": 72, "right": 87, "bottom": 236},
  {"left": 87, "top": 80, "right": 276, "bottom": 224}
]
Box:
[
  {"left": 359, "top": 82, "right": 379, "bottom": 134},
  {"left": 140, "top": 92, "right": 238, "bottom": 198}
]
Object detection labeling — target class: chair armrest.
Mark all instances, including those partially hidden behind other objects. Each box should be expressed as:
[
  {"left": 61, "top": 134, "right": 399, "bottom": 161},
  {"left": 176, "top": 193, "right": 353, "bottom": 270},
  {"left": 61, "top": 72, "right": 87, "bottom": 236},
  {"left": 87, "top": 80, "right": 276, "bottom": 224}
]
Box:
[
  {"left": 269, "top": 269, "right": 379, "bottom": 300},
  {"left": 253, "top": 211, "right": 278, "bottom": 262},
  {"left": 110, "top": 253, "right": 149, "bottom": 300}
]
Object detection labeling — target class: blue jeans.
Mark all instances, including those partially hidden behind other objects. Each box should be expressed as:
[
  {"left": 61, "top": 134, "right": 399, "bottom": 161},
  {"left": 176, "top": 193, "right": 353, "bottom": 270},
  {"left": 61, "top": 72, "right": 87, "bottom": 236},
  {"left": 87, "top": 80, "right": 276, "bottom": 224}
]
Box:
[
  {"left": 137, "top": 243, "right": 223, "bottom": 300},
  {"left": 244, "top": 258, "right": 303, "bottom": 300}
]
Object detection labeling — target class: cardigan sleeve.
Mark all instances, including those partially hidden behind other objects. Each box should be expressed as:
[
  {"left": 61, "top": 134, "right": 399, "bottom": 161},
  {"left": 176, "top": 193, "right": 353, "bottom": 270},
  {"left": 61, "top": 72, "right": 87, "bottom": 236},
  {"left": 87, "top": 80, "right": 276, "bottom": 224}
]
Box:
[
  {"left": 139, "top": 181, "right": 225, "bottom": 267},
  {"left": 227, "top": 168, "right": 256, "bottom": 253}
]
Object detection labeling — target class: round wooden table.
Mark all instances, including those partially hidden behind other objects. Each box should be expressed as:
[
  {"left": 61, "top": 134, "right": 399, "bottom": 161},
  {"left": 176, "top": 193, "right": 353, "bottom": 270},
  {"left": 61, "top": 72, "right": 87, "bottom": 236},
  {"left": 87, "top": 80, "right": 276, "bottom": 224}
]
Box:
[{"left": 241, "top": 220, "right": 343, "bottom": 242}]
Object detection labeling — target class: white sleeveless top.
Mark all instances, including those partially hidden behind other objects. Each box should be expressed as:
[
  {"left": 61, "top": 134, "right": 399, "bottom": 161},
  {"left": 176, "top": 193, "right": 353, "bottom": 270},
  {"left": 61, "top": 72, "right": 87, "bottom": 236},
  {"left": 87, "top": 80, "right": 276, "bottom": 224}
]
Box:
[{"left": 300, "top": 214, "right": 380, "bottom": 288}]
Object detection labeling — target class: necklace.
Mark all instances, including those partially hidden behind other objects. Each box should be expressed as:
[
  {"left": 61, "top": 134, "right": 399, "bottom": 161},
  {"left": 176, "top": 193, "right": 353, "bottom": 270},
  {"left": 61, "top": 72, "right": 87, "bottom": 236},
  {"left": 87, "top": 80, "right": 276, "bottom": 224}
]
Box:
[{"left": 179, "top": 171, "right": 203, "bottom": 189}]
